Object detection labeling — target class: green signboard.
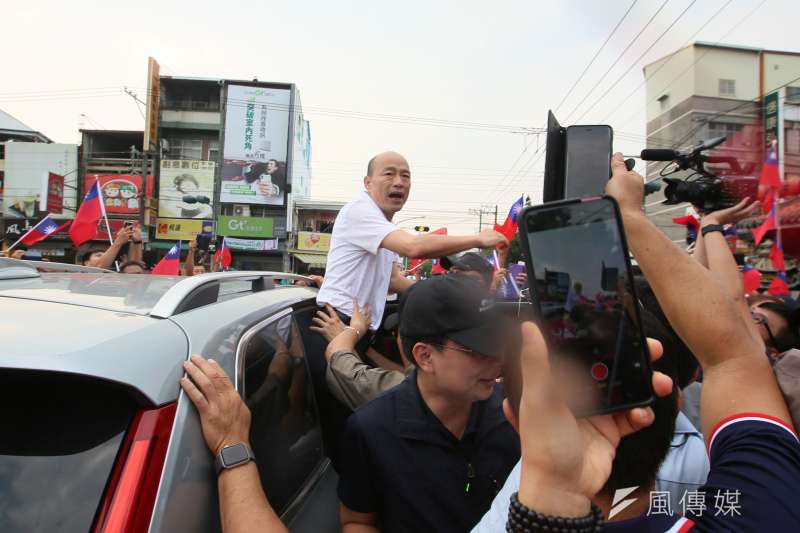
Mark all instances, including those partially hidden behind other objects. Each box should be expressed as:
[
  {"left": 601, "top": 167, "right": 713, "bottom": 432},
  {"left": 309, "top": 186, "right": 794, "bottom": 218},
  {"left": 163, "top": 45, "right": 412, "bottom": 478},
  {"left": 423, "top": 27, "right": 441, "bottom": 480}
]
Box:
[{"left": 217, "top": 216, "right": 274, "bottom": 238}]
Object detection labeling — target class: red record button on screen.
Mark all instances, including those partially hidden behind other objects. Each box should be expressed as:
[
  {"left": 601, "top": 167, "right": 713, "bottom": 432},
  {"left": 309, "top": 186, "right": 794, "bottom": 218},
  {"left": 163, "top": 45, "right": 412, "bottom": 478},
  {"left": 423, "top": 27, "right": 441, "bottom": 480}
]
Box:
[{"left": 591, "top": 362, "right": 609, "bottom": 381}]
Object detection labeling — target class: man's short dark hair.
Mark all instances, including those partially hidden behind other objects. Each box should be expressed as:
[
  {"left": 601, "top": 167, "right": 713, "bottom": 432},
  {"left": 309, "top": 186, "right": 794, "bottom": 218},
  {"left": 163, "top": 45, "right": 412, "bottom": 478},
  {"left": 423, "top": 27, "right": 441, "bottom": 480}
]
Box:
[
  {"left": 604, "top": 309, "right": 678, "bottom": 491},
  {"left": 367, "top": 155, "right": 377, "bottom": 177},
  {"left": 634, "top": 276, "right": 699, "bottom": 388},
  {"left": 79, "top": 242, "right": 108, "bottom": 264},
  {"left": 119, "top": 260, "right": 147, "bottom": 273}
]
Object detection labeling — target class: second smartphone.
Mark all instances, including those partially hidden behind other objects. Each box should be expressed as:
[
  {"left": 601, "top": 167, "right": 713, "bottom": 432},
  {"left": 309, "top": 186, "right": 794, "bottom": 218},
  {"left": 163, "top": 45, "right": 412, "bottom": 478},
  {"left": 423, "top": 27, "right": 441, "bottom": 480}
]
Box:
[
  {"left": 517, "top": 196, "right": 654, "bottom": 416},
  {"left": 564, "top": 125, "right": 613, "bottom": 199}
]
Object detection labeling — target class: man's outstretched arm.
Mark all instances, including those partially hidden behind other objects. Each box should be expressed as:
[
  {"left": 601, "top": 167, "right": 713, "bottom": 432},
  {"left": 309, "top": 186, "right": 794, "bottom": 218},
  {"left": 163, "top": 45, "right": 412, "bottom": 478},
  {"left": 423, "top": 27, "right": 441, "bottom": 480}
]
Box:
[{"left": 381, "top": 228, "right": 508, "bottom": 259}]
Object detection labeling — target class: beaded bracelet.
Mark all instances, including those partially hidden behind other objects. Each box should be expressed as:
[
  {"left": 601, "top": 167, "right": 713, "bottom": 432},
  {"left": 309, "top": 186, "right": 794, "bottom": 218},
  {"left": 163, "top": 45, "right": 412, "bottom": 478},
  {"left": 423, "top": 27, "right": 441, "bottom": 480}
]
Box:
[{"left": 506, "top": 492, "right": 603, "bottom": 532}]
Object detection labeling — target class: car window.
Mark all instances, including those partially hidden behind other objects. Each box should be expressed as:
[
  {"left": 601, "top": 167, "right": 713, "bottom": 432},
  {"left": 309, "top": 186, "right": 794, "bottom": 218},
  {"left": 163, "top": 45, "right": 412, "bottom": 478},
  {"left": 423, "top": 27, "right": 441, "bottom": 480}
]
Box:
[
  {"left": 241, "top": 314, "right": 324, "bottom": 514},
  {"left": 0, "top": 370, "right": 139, "bottom": 533}
]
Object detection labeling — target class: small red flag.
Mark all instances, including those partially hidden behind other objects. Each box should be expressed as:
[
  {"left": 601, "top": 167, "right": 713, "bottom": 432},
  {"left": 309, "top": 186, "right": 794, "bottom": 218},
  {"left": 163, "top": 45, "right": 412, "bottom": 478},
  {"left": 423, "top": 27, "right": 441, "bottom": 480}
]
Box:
[
  {"left": 752, "top": 212, "right": 777, "bottom": 246},
  {"left": 671, "top": 214, "right": 700, "bottom": 230},
  {"left": 69, "top": 180, "right": 105, "bottom": 247},
  {"left": 759, "top": 148, "right": 782, "bottom": 190},
  {"left": 768, "top": 272, "right": 790, "bottom": 296},
  {"left": 742, "top": 266, "right": 762, "bottom": 295},
  {"left": 152, "top": 242, "right": 182, "bottom": 275},
  {"left": 213, "top": 238, "right": 232, "bottom": 270},
  {"left": 770, "top": 243, "right": 786, "bottom": 272}
]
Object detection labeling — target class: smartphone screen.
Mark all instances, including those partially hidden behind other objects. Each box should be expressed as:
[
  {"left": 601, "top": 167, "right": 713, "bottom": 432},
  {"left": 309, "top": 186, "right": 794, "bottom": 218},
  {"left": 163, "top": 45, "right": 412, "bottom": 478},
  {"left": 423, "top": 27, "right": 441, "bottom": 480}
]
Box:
[
  {"left": 520, "top": 197, "right": 653, "bottom": 416},
  {"left": 564, "top": 125, "right": 613, "bottom": 199}
]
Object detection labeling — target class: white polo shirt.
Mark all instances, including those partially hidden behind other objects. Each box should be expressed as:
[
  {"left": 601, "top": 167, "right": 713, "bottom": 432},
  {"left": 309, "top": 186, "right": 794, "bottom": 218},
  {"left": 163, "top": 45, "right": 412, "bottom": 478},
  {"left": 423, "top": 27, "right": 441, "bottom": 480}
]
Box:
[{"left": 317, "top": 192, "right": 399, "bottom": 330}]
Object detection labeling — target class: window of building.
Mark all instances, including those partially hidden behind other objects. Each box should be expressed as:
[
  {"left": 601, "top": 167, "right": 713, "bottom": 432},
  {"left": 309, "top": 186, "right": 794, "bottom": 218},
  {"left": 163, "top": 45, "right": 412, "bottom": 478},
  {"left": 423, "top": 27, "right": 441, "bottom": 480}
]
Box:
[
  {"left": 207, "top": 140, "right": 220, "bottom": 162},
  {"left": 786, "top": 86, "right": 800, "bottom": 102},
  {"left": 787, "top": 129, "right": 800, "bottom": 156},
  {"left": 166, "top": 138, "right": 203, "bottom": 160},
  {"left": 240, "top": 314, "right": 323, "bottom": 514},
  {"left": 718, "top": 79, "right": 736, "bottom": 97},
  {"left": 707, "top": 121, "right": 742, "bottom": 140}
]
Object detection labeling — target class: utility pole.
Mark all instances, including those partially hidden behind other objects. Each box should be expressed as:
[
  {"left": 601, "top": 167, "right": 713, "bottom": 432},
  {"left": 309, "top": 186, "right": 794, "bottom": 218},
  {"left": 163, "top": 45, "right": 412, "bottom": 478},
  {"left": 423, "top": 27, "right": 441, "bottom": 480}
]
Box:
[{"left": 468, "top": 205, "right": 498, "bottom": 232}]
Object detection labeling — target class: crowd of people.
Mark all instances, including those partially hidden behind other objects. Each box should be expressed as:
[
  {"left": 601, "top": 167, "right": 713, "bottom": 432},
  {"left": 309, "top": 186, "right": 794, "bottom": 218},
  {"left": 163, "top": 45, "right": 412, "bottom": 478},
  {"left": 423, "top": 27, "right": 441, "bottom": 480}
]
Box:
[
  {"left": 1, "top": 221, "right": 213, "bottom": 276},
  {"left": 7, "top": 146, "right": 800, "bottom": 531},
  {"left": 176, "top": 150, "right": 800, "bottom": 532}
]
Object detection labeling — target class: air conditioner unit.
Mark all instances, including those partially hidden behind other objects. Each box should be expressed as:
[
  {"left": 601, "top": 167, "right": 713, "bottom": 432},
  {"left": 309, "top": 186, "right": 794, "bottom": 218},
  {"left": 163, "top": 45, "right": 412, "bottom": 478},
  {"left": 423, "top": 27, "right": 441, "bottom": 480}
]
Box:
[{"left": 233, "top": 204, "right": 250, "bottom": 217}]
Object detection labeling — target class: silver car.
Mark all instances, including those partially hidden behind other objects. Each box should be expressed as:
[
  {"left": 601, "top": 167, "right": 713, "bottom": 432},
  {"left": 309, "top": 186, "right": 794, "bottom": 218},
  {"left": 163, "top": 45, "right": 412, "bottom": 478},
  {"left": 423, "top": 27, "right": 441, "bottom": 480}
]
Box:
[{"left": 0, "top": 258, "right": 341, "bottom": 533}]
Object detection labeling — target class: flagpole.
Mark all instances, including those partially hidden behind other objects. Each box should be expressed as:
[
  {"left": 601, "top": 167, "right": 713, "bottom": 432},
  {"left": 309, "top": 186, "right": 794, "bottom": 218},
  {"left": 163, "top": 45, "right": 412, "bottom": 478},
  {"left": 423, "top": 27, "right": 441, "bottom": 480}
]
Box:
[
  {"left": 93, "top": 178, "right": 121, "bottom": 272},
  {"left": 7, "top": 215, "right": 49, "bottom": 252}
]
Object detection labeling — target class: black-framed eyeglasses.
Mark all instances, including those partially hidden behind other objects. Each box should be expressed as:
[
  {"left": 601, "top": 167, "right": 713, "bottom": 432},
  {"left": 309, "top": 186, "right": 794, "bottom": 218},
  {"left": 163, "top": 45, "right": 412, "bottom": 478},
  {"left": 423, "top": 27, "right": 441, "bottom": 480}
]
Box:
[
  {"left": 430, "top": 342, "right": 486, "bottom": 358},
  {"left": 752, "top": 310, "right": 779, "bottom": 350}
]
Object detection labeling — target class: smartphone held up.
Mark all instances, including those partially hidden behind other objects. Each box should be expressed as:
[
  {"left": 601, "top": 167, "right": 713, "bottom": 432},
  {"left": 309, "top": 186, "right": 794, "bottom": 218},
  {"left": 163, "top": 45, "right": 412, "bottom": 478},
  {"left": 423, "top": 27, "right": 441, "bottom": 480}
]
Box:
[{"left": 517, "top": 197, "right": 654, "bottom": 417}]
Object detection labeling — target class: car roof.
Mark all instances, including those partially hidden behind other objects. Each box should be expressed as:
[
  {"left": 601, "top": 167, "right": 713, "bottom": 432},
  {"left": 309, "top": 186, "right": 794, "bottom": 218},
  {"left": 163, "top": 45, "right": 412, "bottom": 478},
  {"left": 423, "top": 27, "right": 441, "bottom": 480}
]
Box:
[
  {"left": 0, "top": 265, "right": 319, "bottom": 404},
  {"left": 0, "top": 259, "right": 315, "bottom": 318}
]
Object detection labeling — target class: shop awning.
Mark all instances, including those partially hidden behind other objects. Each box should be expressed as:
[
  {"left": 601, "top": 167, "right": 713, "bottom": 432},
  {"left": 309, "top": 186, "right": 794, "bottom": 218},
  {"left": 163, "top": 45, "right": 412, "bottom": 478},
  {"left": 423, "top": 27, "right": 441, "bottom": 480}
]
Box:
[{"left": 292, "top": 252, "right": 328, "bottom": 267}]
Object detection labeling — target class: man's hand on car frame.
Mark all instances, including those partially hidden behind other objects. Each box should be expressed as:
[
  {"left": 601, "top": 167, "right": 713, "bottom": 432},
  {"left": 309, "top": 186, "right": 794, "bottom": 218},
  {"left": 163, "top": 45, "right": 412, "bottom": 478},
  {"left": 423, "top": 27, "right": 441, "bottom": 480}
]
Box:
[{"left": 181, "top": 355, "right": 251, "bottom": 455}]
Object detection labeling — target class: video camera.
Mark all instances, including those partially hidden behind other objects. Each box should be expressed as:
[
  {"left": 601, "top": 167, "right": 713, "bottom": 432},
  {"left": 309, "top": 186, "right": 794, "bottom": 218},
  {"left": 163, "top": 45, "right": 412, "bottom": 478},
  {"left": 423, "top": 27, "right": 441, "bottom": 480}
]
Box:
[{"left": 640, "top": 136, "right": 758, "bottom": 212}]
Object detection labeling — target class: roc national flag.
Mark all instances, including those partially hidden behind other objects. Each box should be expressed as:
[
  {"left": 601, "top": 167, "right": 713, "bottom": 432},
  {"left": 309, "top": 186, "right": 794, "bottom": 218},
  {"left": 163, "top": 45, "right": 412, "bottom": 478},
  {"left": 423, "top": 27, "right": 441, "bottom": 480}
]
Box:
[
  {"left": 13, "top": 215, "right": 70, "bottom": 248},
  {"left": 152, "top": 241, "right": 182, "bottom": 275},
  {"left": 69, "top": 179, "right": 105, "bottom": 247}
]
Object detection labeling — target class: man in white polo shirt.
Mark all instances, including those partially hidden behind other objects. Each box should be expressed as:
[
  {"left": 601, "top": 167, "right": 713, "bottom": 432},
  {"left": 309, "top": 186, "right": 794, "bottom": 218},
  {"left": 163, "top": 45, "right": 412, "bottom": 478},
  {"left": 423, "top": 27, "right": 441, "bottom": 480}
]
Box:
[{"left": 317, "top": 150, "right": 508, "bottom": 338}]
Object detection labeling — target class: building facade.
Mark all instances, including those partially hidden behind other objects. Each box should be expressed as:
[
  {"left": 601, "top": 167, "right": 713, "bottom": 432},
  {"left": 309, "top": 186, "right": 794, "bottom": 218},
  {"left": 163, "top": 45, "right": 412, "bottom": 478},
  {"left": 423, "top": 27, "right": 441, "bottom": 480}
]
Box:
[
  {"left": 289, "top": 199, "right": 344, "bottom": 274},
  {"left": 643, "top": 42, "right": 800, "bottom": 243},
  {"left": 150, "top": 75, "right": 312, "bottom": 271}
]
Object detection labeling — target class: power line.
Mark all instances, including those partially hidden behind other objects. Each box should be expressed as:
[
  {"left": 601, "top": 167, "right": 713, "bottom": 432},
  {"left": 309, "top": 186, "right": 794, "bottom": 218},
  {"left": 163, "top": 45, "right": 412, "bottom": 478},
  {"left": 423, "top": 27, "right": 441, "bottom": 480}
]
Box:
[
  {"left": 598, "top": 0, "right": 735, "bottom": 124},
  {"left": 612, "top": 0, "right": 769, "bottom": 130},
  {"left": 572, "top": 0, "right": 699, "bottom": 124},
  {"left": 553, "top": 0, "right": 639, "bottom": 114},
  {"left": 562, "top": 0, "right": 671, "bottom": 123}
]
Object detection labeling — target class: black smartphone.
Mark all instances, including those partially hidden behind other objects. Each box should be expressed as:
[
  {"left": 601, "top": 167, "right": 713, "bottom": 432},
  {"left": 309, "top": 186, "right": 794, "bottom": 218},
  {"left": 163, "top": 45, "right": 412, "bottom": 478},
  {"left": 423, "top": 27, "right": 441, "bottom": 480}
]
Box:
[
  {"left": 196, "top": 233, "right": 211, "bottom": 251},
  {"left": 518, "top": 197, "right": 653, "bottom": 416},
  {"left": 564, "top": 125, "right": 613, "bottom": 199}
]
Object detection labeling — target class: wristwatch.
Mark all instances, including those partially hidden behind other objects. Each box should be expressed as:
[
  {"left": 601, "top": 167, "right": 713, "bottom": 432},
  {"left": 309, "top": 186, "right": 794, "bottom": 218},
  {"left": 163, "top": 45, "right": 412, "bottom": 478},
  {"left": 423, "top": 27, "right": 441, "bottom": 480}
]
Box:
[
  {"left": 701, "top": 223, "right": 725, "bottom": 237},
  {"left": 214, "top": 443, "right": 256, "bottom": 475}
]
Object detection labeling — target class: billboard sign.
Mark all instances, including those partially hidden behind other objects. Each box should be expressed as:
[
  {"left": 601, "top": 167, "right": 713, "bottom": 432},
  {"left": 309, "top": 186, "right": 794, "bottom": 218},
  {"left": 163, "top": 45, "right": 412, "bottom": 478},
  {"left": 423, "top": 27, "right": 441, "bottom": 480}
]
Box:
[
  {"left": 225, "top": 237, "right": 279, "bottom": 251},
  {"left": 3, "top": 143, "right": 78, "bottom": 219},
  {"left": 297, "top": 231, "right": 331, "bottom": 252},
  {"left": 144, "top": 57, "right": 160, "bottom": 150},
  {"left": 158, "top": 159, "right": 216, "bottom": 219},
  {"left": 156, "top": 218, "right": 214, "bottom": 240},
  {"left": 217, "top": 215, "right": 274, "bottom": 238},
  {"left": 46, "top": 173, "right": 65, "bottom": 214},
  {"left": 763, "top": 88, "right": 785, "bottom": 180},
  {"left": 221, "top": 84, "right": 291, "bottom": 206},
  {"left": 84, "top": 174, "right": 153, "bottom": 214}
]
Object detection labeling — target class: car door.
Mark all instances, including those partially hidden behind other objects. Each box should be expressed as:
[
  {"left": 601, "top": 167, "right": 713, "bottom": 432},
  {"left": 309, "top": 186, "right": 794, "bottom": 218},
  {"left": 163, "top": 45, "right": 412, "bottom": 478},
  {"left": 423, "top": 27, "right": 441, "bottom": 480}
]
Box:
[{"left": 237, "top": 310, "right": 339, "bottom": 532}]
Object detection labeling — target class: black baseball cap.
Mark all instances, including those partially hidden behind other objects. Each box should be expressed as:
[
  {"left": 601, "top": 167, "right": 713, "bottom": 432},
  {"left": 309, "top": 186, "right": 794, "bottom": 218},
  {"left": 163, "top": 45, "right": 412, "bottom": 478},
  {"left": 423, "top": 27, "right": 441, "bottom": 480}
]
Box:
[
  {"left": 399, "top": 275, "right": 511, "bottom": 357},
  {"left": 439, "top": 252, "right": 494, "bottom": 285}
]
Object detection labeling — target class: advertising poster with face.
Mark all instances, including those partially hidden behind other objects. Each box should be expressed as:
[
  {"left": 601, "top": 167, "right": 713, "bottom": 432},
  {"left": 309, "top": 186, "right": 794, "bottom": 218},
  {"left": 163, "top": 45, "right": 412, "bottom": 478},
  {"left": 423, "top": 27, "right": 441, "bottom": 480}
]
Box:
[
  {"left": 158, "top": 160, "right": 216, "bottom": 219},
  {"left": 221, "top": 84, "right": 291, "bottom": 206}
]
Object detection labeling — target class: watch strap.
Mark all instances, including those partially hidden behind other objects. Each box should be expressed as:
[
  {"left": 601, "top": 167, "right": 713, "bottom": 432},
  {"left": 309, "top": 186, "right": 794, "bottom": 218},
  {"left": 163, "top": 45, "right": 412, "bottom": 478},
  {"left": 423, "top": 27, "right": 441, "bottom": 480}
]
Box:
[
  {"left": 214, "top": 443, "right": 255, "bottom": 475},
  {"left": 701, "top": 223, "right": 725, "bottom": 237}
]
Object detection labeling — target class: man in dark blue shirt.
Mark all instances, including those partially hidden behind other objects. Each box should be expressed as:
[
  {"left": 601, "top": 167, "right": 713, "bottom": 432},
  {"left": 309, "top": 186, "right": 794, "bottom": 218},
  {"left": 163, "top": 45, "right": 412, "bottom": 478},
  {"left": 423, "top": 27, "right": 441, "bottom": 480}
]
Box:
[{"left": 337, "top": 275, "right": 521, "bottom": 532}]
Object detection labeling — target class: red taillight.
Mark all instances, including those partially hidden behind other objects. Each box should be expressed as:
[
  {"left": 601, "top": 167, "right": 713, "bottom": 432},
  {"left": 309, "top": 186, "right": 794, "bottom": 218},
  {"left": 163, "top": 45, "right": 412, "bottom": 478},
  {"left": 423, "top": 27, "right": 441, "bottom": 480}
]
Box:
[{"left": 93, "top": 402, "right": 177, "bottom": 533}]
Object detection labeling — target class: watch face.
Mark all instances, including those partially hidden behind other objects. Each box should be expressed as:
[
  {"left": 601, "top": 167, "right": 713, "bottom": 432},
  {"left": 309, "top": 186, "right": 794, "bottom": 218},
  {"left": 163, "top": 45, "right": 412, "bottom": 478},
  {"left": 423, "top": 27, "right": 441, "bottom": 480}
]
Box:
[{"left": 221, "top": 444, "right": 250, "bottom": 466}]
